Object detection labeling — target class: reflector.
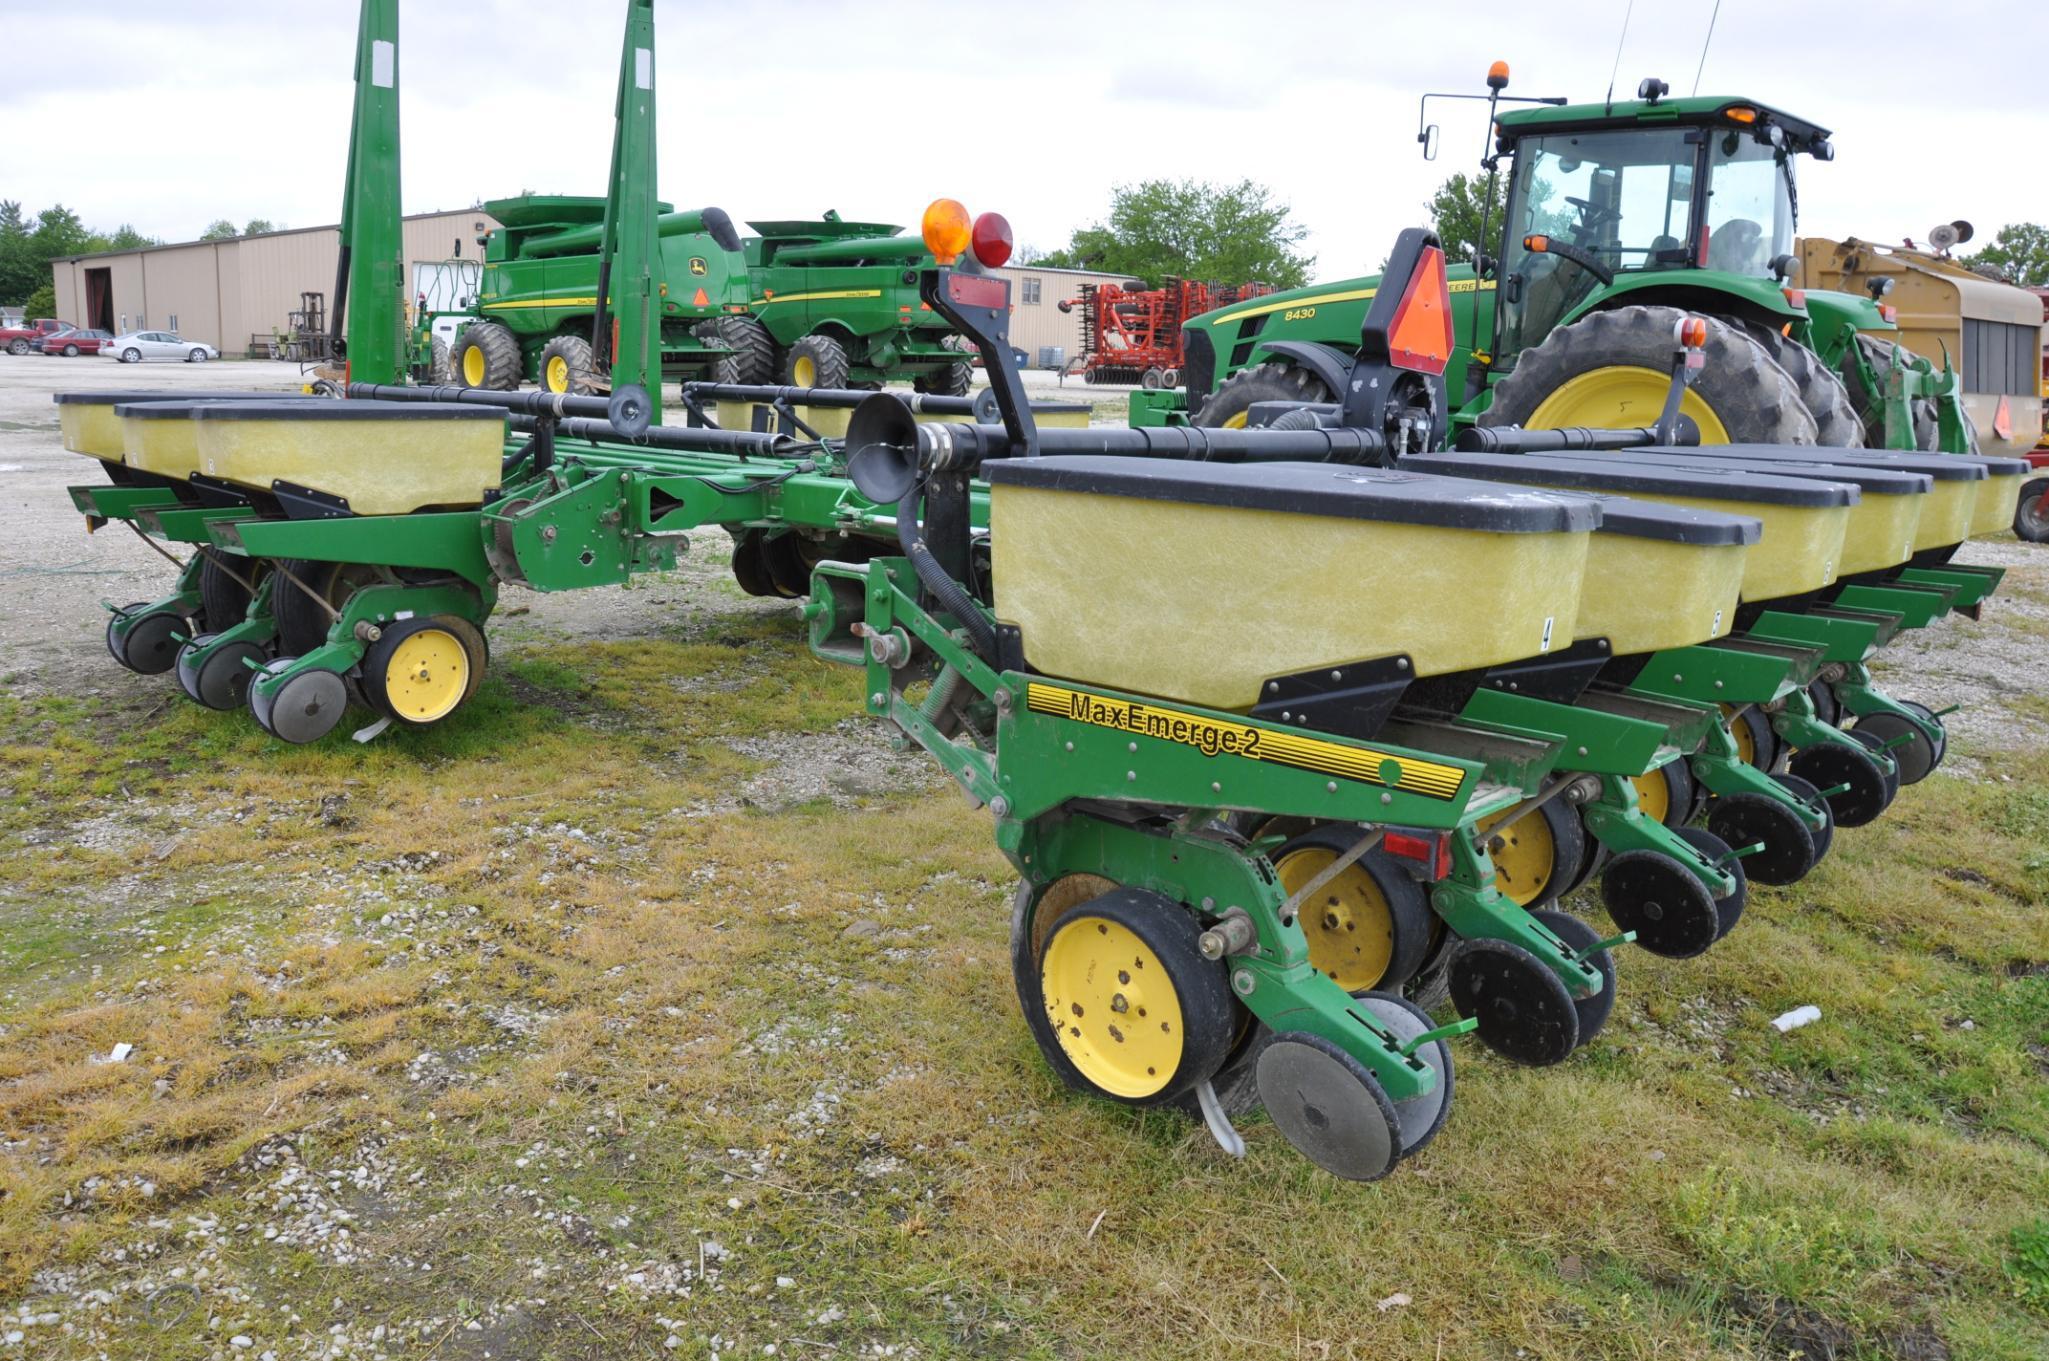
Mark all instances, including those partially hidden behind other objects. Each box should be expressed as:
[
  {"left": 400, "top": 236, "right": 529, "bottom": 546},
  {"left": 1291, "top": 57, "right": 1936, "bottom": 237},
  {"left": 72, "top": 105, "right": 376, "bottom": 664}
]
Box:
[
  {"left": 970, "top": 212, "right": 1013, "bottom": 268},
  {"left": 1385, "top": 244, "right": 1454, "bottom": 375}
]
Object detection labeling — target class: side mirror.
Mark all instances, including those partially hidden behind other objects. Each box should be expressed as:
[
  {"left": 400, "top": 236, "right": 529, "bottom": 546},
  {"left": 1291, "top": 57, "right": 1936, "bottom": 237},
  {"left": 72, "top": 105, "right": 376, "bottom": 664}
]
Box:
[{"left": 1419, "top": 123, "right": 1440, "bottom": 161}]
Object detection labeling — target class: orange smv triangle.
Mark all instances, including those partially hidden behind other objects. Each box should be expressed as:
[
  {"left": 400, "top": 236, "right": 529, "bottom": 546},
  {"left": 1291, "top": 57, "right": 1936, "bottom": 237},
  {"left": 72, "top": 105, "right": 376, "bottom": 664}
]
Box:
[
  {"left": 692, "top": 286, "right": 710, "bottom": 307},
  {"left": 1388, "top": 245, "right": 1454, "bottom": 375}
]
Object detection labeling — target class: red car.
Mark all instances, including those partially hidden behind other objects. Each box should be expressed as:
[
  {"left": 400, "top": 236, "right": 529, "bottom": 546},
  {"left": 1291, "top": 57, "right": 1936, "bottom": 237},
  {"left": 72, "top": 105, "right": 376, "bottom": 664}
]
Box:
[
  {"left": 2, "top": 318, "right": 71, "bottom": 355},
  {"left": 40, "top": 327, "right": 115, "bottom": 356}
]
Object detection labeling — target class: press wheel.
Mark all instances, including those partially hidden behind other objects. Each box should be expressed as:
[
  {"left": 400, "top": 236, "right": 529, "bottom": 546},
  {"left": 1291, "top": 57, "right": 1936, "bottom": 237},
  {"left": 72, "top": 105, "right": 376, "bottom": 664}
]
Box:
[
  {"left": 1448, "top": 937, "right": 1580, "bottom": 1066},
  {"left": 1789, "top": 737, "right": 1890, "bottom": 827},
  {"left": 1254, "top": 1032, "right": 1403, "bottom": 1181},
  {"left": 1704, "top": 791, "right": 1815, "bottom": 887},
  {"left": 1630, "top": 759, "right": 1695, "bottom": 831},
  {"left": 248, "top": 661, "right": 348, "bottom": 745},
  {"left": 1025, "top": 887, "right": 1236, "bottom": 1105},
  {"left": 1353, "top": 992, "right": 1456, "bottom": 1157},
  {"left": 1271, "top": 827, "right": 1432, "bottom": 993},
  {"left": 1527, "top": 909, "right": 1616, "bottom": 1047},
  {"left": 106, "top": 604, "right": 183, "bottom": 676},
  {"left": 1600, "top": 848, "right": 1720, "bottom": 959},
  {"left": 362, "top": 616, "right": 486, "bottom": 727},
  {"left": 1772, "top": 772, "right": 1835, "bottom": 864},
  {"left": 176, "top": 635, "right": 266, "bottom": 711},
  {"left": 1473, "top": 797, "right": 1585, "bottom": 910},
  {"left": 1849, "top": 706, "right": 1942, "bottom": 785},
  {"left": 1675, "top": 826, "right": 1747, "bottom": 938},
  {"left": 1844, "top": 727, "right": 1903, "bottom": 806}
]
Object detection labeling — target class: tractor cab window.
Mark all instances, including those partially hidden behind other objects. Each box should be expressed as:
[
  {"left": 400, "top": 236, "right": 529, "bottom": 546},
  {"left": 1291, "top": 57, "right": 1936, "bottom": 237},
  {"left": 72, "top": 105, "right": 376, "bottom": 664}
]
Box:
[
  {"left": 1703, "top": 130, "right": 1795, "bottom": 277},
  {"left": 1497, "top": 128, "right": 1698, "bottom": 355}
]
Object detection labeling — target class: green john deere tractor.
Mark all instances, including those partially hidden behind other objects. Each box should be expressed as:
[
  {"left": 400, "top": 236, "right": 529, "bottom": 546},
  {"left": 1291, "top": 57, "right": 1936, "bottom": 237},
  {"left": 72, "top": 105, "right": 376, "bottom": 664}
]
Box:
[
  {"left": 1146, "top": 71, "right": 1973, "bottom": 457},
  {"left": 435, "top": 199, "right": 973, "bottom": 397}
]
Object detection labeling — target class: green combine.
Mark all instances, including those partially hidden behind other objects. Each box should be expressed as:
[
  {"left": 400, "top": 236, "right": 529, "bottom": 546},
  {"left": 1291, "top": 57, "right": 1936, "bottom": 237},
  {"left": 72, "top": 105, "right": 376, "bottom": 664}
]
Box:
[{"left": 1139, "top": 68, "right": 1977, "bottom": 462}]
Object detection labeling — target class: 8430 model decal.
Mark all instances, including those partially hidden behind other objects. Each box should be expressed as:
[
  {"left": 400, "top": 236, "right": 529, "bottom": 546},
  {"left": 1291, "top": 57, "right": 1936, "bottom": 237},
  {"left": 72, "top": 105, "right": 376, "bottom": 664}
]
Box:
[{"left": 1024, "top": 682, "right": 1466, "bottom": 801}]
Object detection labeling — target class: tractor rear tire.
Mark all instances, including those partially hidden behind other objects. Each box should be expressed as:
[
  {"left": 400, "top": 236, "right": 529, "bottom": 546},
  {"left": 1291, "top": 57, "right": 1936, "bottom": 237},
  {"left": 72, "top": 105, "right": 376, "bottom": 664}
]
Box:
[
  {"left": 710, "top": 315, "right": 776, "bottom": 386},
  {"left": 1194, "top": 362, "right": 1334, "bottom": 429},
  {"left": 1843, "top": 334, "right": 1941, "bottom": 450},
  {"left": 1481, "top": 306, "right": 1817, "bottom": 445},
  {"left": 428, "top": 337, "right": 451, "bottom": 385},
  {"left": 452, "top": 321, "right": 523, "bottom": 391},
  {"left": 785, "top": 334, "right": 850, "bottom": 390},
  {"left": 539, "top": 335, "right": 601, "bottom": 395},
  {"left": 1736, "top": 320, "right": 1863, "bottom": 446}
]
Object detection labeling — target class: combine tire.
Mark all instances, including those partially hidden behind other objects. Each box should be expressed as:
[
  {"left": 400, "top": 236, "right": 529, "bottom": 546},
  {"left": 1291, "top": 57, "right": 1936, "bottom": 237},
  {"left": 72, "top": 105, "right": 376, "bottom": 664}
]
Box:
[
  {"left": 427, "top": 337, "right": 451, "bottom": 384},
  {"left": 1481, "top": 306, "right": 1817, "bottom": 445},
  {"left": 785, "top": 334, "right": 850, "bottom": 390},
  {"left": 539, "top": 335, "right": 601, "bottom": 395},
  {"left": 1736, "top": 321, "right": 1863, "bottom": 446},
  {"left": 1194, "top": 362, "right": 1333, "bottom": 429},
  {"left": 914, "top": 340, "right": 974, "bottom": 397},
  {"left": 452, "top": 321, "right": 522, "bottom": 391},
  {"left": 2016, "top": 475, "right": 2049, "bottom": 543},
  {"left": 710, "top": 315, "right": 775, "bottom": 386},
  {"left": 1843, "top": 334, "right": 1940, "bottom": 450}
]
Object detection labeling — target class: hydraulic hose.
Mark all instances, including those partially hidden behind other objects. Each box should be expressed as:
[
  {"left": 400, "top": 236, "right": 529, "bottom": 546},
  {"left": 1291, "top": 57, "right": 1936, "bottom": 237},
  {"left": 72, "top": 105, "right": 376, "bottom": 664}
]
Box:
[{"left": 896, "top": 486, "right": 996, "bottom": 661}]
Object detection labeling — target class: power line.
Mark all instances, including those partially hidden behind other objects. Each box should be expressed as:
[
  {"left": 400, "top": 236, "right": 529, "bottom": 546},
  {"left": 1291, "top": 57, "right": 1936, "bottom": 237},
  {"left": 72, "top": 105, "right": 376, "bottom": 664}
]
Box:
[{"left": 1693, "top": 0, "right": 1724, "bottom": 96}]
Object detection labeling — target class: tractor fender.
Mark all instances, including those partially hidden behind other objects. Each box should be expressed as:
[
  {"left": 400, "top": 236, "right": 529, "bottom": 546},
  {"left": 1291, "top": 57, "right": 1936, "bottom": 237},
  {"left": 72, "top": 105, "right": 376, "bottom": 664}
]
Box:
[{"left": 1254, "top": 341, "right": 1355, "bottom": 402}]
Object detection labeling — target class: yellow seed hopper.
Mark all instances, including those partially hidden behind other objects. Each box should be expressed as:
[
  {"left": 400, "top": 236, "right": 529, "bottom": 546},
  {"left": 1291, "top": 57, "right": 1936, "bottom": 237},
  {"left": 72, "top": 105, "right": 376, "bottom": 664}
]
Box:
[
  {"left": 52, "top": 390, "right": 304, "bottom": 468},
  {"left": 190, "top": 400, "right": 506, "bottom": 515}
]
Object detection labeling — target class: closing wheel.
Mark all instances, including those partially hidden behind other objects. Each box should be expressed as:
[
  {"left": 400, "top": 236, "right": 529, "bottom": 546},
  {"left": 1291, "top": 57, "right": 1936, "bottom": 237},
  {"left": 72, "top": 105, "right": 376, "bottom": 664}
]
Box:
[
  {"left": 1723, "top": 704, "right": 1780, "bottom": 772},
  {"left": 1849, "top": 706, "right": 1942, "bottom": 785},
  {"left": 1600, "top": 848, "right": 1721, "bottom": 959},
  {"left": 1473, "top": 797, "right": 1585, "bottom": 910},
  {"left": 1271, "top": 828, "right": 1433, "bottom": 993},
  {"left": 1353, "top": 993, "right": 1455, "bottom": 1157},
  {"left": 1845, "top": 727, "right": 1903, "bottom": 806},
  {"left": 1772, "top": 773, "right": 1835, "bottom": 865},
  {"left": 1705, "top": 792, "right": 1816, "bottom": 887},
  {"left": 176, "top": 636, "right": 267, "bottom": 711},
  {"left": 1674, "top": 826, "right": 1748, "bottom": 938},
  {"left": 1449, "top": 937, "right": 1580, "bottom": 1066},
  {"left": 248, "top": 662, "right": 348, "bottom": 744},
  {"left": 1026, "top": 888, "right": 1236, "bottom": 1105},
  {"left": 1527, "top": 909, "right": 1616, "bottom": 1047},
  {"left": 363, "top": 616, "right": 485, "bottom": 727},
  {"left": 1254, "top": 1032, "right": 1403, "bottom": 1181},
  {"left": 1631, "top": 759, "right": 1695, "bottom": 830},
  {"left": 1788, "top": 738, "right": 1891, "bottom": 827},
  {"left": 107, "top": 605, "right": 184, "bottom": 676}
]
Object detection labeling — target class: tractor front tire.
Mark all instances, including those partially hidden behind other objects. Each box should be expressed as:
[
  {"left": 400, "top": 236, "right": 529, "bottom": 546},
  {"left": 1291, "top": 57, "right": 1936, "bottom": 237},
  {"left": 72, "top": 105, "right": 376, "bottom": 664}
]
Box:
[
  {"left": 539, "top": 335, "right": 601, "bottom": 395},
  {"left": 1842, "top": 334, "right": 1957, "bottom": 451},
  {"left": 452, "top": 322, "right": 523, "bottom": 391},
  {"left": 1481, "top": 306, "right": 1817, "bottom": 445},
  {"left": 1736, "top": 320, "right": 1863, "bottom": 446},
  {"left": 710, "top": 315, "right": 776, "bottom": 386},
  {"left": 785, "top": 334, "right": 850, "bottom": 390},
  {"left": 427, "top": 337, "right": 451, "bottom": 385},
  {"left": 1193, "top": 362, "right": 1333, "bottom": 429}
]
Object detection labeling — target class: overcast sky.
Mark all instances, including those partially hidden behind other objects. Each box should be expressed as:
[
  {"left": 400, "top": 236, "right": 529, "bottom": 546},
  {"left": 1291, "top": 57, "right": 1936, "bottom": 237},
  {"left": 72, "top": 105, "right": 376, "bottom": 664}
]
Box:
[{"left": 5, "top": 0, "right": 2047, "bottom": 278}]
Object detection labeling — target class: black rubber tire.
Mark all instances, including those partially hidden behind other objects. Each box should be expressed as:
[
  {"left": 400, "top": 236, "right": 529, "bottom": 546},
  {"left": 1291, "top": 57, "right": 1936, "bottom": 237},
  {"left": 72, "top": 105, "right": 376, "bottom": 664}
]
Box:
[
  {"left": 1479, "top": 795, "right": 1589, "bottom": 911},
  {"left": 1193, "top": 362, "right": 1333, "bottom": 429},
  {"left": 1555, "top": 812, "right": 1610, "bottom": 900},
  {"left": 1352, "top": 991, "right": 1456, "bottom": 1157},
  {"left": 1675, "top": 825, "right": 1748, "bottom": 938},
  {"left": 1635, "top": 759, "right": 1696, "bottom": 831},
  {"left": 2013, "top": 476, "right": 2049, "bottom": 543},
  {"left": 1705, "top": 791, "right": 1816, "bottom": 887},
  {"left": 1807, "top": 677, "right": 1842, "bottom": 728},
  {"left": 538, "top": 334, "right": 600, "bottom": 395},
  {"left": 452, "top": 321, "right": 523, "bottom": 391},
  {"left": 427, "top": 336, "right": 451, "bottom": 385},
  {"left": 1019, "top": 887, "right": 1238, "bottom": 1108},
  {"left": 1448, "top": 938, "right": 1580, "bottom": 1067},
  {"left": 1843, "top": 333, "right": 1939, "bottom": 450},
  {"left": 729, "top": 532, "right": 779, "bottom": 598},
  {"left": 1528, "top": 908, "right": 1616, "bottom": 1047},
  {"left": 1845, "top": 726, "right": 1904, "bottom": 806},
  {"left": 1270, "top": 826, "right": 1435, "bottom": 993},
  {"left": 1772, "top": 772, "right": 1835, "bottom": 866},
  {"left": 274, "top": 559, "right": 379, "bottom": 656},
  {"left": 1736, "top": 320, "right": 1864, "bottom": 446},
  {"left": 1787, "top": 738, "right": 1892, "bottom": 828},
  {"left": 1481, "top": 306, "right": 1818, "bottom": 444},
  {"left": 1849, "top": 707, "right": 1941, "bottom": 786},
  {"left": 1600, "top": 848, "right": 1722, "bottom": 959},
  {"left": 710, "top": 315, "right": 776, "bottom": 386},
  {"left": 785, "top": 333, "right": 850, "bottom": 390},
  {"left": 361, "top": 615, "right": 487, "bottom": 727},
  {"left": 197, "top": 552, "right": 265, "bottom": 633},
  {"left": 1727, "top": 704, "right": 1782, "bottom": 773},
  {"left": 108, "top": 604, "right": 184, "bottom": 676},
  {"left": 914, "top": 359, "right": 974, "bottom": 397}
]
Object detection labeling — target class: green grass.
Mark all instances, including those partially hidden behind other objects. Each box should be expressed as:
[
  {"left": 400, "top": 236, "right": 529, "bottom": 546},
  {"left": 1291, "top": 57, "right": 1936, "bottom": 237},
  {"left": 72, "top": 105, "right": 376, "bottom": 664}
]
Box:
[{"left": 1, "top": 586, "right": 2047, "bottom": 1359}]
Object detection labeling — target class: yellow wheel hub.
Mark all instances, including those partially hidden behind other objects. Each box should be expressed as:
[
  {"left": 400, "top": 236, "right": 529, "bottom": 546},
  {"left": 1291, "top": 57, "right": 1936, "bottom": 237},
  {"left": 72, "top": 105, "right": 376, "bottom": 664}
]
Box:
[
  {"left": 383, "top": 629, "right": 470, "bottom": 723},
  {"left": 1221, "top": 409, "right": 1249, "bottom": 430},
  {"left": 461, "top": 344, "right": 485, "bottom": 387},
  {"left": 1631, "top": 767, "right": 1672, "bottom": 825},
  {"left": 793, "top": 354, "right": 817, "bottom": 387},
  {"left": 1475, "top": 806, "right": 1559, "bottom": 907},
  {"left": 1273, "top": 845, "right": 1397, "bottom": 991},
  {"left": 1528, "top": 365, "right": 1733, "bottom": 443},
  {"left": 1040, "top": 915, "right": 1184, "bottom": 1099},
  {"left": 545, "top": 354, "right": 570, "bottom": 392}
]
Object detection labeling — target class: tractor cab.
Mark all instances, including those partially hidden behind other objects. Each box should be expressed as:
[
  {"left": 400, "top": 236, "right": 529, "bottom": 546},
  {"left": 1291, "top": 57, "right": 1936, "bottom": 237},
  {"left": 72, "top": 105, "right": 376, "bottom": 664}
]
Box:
[{"left": 1492, "top": 86, "right": 1833, "bottom": 356}]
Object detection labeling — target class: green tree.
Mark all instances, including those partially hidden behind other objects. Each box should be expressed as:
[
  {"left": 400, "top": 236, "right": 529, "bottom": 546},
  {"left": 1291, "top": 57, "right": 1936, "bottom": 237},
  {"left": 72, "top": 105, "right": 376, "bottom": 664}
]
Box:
[
  {"left": 243, "top": 218, "right": 277, "bottom": 237},
  {"left": 0, "top": 200, "right": 37, "bottom": 305},
  {"left": 1965, "top": 223, "right": 2049, "bottom": 287},
  {"left": 1037, "top": 179, "right": 1313, "bottom": 289},
  {"left": 21, "top": 281, "right": 57, "bottom": 322},
  {"left": 106, "top": 225, "right": 157, "bottom": 250},
  {"left": 199, "top": 219, "right": 240, "bottom": 242},
  {"left": 1424, "top": 172, "right": 1507, "bottom": 266},
  {"left": 28, "top": 205, "right": 93, "bottom": 262}
]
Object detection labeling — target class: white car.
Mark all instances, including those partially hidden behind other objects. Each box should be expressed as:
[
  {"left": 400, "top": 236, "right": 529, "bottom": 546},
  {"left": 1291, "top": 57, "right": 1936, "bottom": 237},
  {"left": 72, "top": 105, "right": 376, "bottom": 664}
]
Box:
[{"left": 108, "top": 331, "right": 219, "bottom": 364}]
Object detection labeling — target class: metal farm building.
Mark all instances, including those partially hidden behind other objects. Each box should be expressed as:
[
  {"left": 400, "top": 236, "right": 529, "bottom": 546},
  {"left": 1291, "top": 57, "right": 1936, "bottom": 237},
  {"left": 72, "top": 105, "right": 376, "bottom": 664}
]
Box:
[{"left": 47, "top": 210, "right": 498, "bottom": 356}]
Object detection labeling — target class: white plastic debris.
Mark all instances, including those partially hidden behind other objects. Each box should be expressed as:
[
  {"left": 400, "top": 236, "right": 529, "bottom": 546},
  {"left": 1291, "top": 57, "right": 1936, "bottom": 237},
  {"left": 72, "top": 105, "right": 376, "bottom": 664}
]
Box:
[
  {"left": 1771, "top": 1005, "right": 1822, "bottom": 1033},
  {"left": 94, "top": 1042, "right": 134, "bottom": 1065},
  {"left": 1376, "top": 1292, "right": 1412, "bottom": 1312}
]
